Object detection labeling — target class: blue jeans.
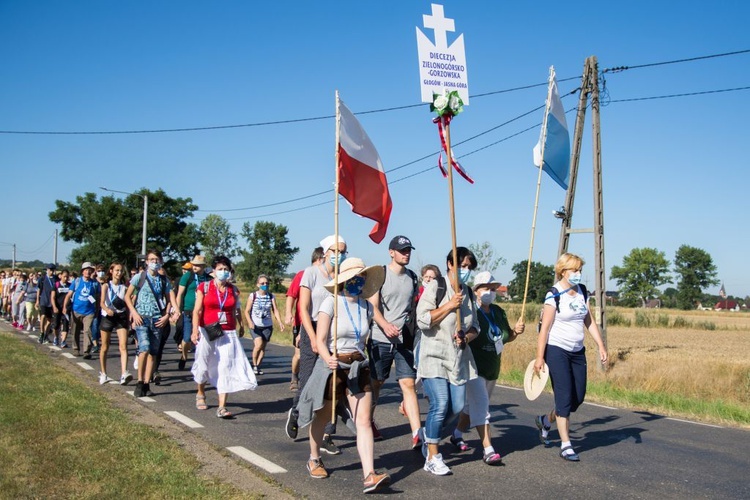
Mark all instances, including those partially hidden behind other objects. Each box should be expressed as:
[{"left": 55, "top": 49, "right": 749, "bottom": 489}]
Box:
[
  {"left": 182, "top": 312, "right": 193, "bottom": 342},
  {"left": 135, "top": 316, "right": 162, "bottom": 355},
  {"left": 91, "top": 315, "right": 101, "bottom": 343},
  {"left": 422, "top": 377, "right": 466, "bottom": 444}
]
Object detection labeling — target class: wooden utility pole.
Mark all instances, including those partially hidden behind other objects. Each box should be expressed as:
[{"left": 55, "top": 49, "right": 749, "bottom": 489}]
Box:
[{"left": 557, "top": 55, "right": 607, "bottom": 361}]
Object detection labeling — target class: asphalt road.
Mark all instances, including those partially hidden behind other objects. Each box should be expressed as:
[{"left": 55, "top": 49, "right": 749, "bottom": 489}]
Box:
[{"left": 6, "top": 322, "right": 748, "bottom": 499}]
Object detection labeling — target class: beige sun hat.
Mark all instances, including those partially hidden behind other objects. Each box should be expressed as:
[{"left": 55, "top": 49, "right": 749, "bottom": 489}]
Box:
[
  {"left": 323, "top": 257, "right": 385, "bottom": 299},
  {"left": 524, "top": 359, "right": 550, "bottom": 400},
  {"left": 190, "top": 255, "right": 207, "bottom": 266}
]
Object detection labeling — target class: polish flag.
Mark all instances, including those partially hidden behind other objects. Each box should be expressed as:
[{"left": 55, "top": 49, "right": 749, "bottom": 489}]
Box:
[{"left": 338, "top": 100, "right": 392, "bottom": 243}]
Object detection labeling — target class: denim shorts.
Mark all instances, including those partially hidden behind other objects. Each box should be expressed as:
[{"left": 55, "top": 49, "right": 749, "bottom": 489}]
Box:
[
  {"left": 368, "top": 339, "right": 416, "bottom": 381},
  {"left": 135, "top": 317, "right": 163, "bottom": 355}
]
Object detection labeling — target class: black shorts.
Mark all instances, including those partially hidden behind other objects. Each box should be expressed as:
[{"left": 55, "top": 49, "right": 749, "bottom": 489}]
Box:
[
  {"left": 40, "top": 306, "right": 54, "bottom": 319},
  {"left": 292, "top": 325, "right": 300, "bottom": 346},
  {"left": 252, "top": 327, "right": 273, "bottom": 342},
  {"left": 53, "top": 312, "right": 69, "bottom": 332},
  {"left": 100, "top": 312, "right": 130, "bottom": 332}
]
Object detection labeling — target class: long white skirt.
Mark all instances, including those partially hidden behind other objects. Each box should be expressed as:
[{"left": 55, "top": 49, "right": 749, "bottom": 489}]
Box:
[{"left": 192, "top": 328, "right": 257, "bottom": 394}]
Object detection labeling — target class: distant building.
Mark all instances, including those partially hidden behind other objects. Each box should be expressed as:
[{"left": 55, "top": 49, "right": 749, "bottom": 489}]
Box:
[
  {"left": 645, "top": 299, "right": 661, "bottom": 309},
  {"left": 714, "top": 300, "right": 740, "bottom": 312}
]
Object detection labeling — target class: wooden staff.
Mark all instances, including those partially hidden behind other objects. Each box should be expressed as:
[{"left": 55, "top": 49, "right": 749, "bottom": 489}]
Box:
[
  {"left": 443, "top": 115, "right": 461, "bottom": 332},
  {"left": 331, "top": 91, "right": 341, "bottom": 424},
  {"left": 521, "top": 67, "right": 555, "bottom": 321}
]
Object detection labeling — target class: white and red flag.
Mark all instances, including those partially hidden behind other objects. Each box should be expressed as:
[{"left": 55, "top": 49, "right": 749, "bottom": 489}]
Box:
[{"left": 337, "top": 99, "right": 392, "bottom": 243}]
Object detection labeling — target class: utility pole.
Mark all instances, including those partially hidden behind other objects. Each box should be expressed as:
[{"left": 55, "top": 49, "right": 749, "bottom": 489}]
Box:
[
  {"left": 557, "top": 55, "right": 607, "bottom": 364},
  {"left": 12, "top": 244, "right": 16, "bottom": 270},
  {"left": 53, "top": 229, "right": 58, "bottom": 266}
]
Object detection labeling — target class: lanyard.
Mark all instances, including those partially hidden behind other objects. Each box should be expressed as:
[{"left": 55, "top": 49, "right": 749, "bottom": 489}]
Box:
[
  {"left": 478, "top": 307, "right": 501, "bottom": 342},
  {"left": 47, "top": 276, "right": 54, "bottom": 289},
  {"left": 109, "top": 283, "right": 122, "bottom": 303},
  {"left": 342, "top": 297, "right": 362, "bottom": 342},
  {"left": 215, "top": 282, "right": 229, "bottom": 311},
  {"left": 146, "top": 273, "right": 161, "bottom": 294}
]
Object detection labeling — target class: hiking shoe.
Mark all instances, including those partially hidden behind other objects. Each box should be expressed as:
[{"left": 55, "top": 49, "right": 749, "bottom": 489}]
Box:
[
  {"left": 52, "top": 338, "right": 59, "bottom": 347},
  {"left": 143, "top": 383, "right": 154, "bottom": 397},
  {"left": 483, "top": 451, "right": 503, "bottom": 466},
  {"left": 133, "top": 381, "right": 144, "bottom": 397},
  {"left": 363, "top": 471, "right": 391, "bottom": 493},
  {"left": 307, "top": 458, "right": 328, "bottom": 479},
  {"left": 253, "top": 366, "right": 259, "bottom": 374},
  {"left": 285, "top": 408, "right": 299, "bottom": 440},
  {"left": 450, "top": 435, "right": 469, "bottom": 452},
  {"left": 371, "top": 419, "right": 383, "bottom": 441},
  {"left": 152, "top": 371, "right": 161, "bottom": 385},
  {"left": 320, "top": 435, "right": 341, "bottom": 455},
  {"left": 37, "top": 334, "right": 44, "bottom": 344},
  {"left": 560, "top": 446, "right": 580, "bottom": 462},
  {"left": 91, "top": 345, "right": 99, "bottom": 354},
  {"left": 60, "top": 341, "right": 68, "bottom": 348},
  {"left": 535, "top": 415, "right": 551, "bottom": 446},
  {"left": 424, "top": 453, "right": 452, "bottom": 475},
  {"left": 120, "top": 371, "right": 133, "bottom": 385},
  {"left": 411, "top": 428, "right": 424, "bottom": 450},
  {"left": 82, "top": 352, "right": 92, "bottom": 360}
]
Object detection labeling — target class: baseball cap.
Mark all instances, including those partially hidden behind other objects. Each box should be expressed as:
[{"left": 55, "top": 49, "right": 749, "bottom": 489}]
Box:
[
  {"left": 81, "top": 261, "right": 95, "bottom": 271},
  {"left": 388, "top": 235, "right": 415, "bottom": 251}
]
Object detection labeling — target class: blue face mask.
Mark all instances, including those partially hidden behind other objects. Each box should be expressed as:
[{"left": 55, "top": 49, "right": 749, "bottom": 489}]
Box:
[
  {"left": 259, "top": 284, "right": 269, "bottom": 291},
  {"left": 215, "top": 269, "right": 230, "bottom": 282},
  {"left": 458, "top": 268, "right": 472, "bottom": 284},
  {"left": 147, "top": 261, "right": 161, "bottom": 272},
  {"left": 329, "top": 251, "right": 347, "bottom": 268},
  {"left": 568, "top": 272, "right": 582, "bottom": 286},
  {"left": 345, "top": 275, "right": 366, "bottom": 296}
]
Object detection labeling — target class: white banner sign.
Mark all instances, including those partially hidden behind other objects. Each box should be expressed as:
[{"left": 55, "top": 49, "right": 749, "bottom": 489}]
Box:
[{"left": 416, "top": 3, "right": 469, "bottom": 104}]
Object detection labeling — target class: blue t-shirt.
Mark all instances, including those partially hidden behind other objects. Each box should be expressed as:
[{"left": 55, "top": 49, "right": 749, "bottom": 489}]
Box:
[
  {"left": 69, "top": 278, "right": 101, "bottom": 316},
  {"left": 131, "top": 272, "right": 172, "bottom": 318},
  {"left": 38, "top": 275, "right": 58, "bottom": 307}
]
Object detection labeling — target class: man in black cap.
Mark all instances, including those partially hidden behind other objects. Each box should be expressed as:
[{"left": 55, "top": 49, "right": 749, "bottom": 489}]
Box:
[
  {"left": 36, "top": 264, "right": 59, "bottom": 343},
  {"left": 367, "top": 235, "right": 423, "bottom": 449}
]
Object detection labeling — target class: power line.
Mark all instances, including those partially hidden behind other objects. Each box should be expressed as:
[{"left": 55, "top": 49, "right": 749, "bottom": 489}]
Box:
[
  {"left": 3, "top": 48, "right": 746, "bottom": 136},
  {"left": 607, "top": 85, "right": 750, "bottom": 103}
]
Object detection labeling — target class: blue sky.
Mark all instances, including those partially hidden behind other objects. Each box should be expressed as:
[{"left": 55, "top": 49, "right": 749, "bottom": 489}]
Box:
[{"left": 1, "top": 1, "right": 748, "bottom": 298}]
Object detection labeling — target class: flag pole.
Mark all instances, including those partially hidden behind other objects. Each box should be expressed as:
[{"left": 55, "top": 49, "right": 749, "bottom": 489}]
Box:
[
  {"left": 521, "top": 67, "right": 555, "bottom": 322},
  {"left": 332, "top": 90, "right": 341, "bottom": 424},
  {"left": 443, "top": 115, "right": 461, "bottom": 328}
]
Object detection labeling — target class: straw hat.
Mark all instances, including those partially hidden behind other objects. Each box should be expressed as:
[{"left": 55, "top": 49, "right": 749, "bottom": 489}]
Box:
[
  {"left": 524, "top": 359, "right": 549, "bottom": 400},
  {"left": 190, "top": 255, "right": 207, "bottom": 266},
  {"left": 323, "top": 257, "right": 384, "bottom": 299}
]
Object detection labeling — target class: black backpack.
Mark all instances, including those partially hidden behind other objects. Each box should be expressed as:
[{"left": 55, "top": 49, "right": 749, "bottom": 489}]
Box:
[
  {"left": 537, "top": 284, "right": 589, "bottom": 332},
  {"left": 434, "top": 276, "right": 475, "bottom": 308}
]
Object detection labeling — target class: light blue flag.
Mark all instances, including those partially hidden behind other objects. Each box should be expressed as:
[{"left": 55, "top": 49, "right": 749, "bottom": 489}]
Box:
[{"left": 533, "top": 68, "right": 570, "bottom": 189}]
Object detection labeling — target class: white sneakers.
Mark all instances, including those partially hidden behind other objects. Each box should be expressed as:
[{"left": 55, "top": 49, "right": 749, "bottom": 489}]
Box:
[
  {"left": 423, "top": 453, "right": 452, "bottom": 475},
  {"left": 120, "top": 371, "right": 133, "bottom": 385},
  {"left": 99, "top": 372, "right": 114, "bottom": 385}
]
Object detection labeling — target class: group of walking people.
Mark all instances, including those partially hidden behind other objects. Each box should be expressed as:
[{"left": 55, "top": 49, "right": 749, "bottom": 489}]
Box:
[{"left": 2, "top": 234, "right": 608, "bottom": 494}]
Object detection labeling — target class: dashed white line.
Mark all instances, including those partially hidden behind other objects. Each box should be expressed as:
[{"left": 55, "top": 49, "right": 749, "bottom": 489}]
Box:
[
  {"left": 496, "top": 384, "right": 523, "bottom": 391},
  {"left": 48, "top": 345, "right": 61, "bottom": 351},
  {"left": 584, "top": 402, "right": 617, "bottom": 410},
  {"left": 164, "top": 411, "right": 204, "bottom": 429},
  {"left": 227, "top": 446, "right": 287, "bottom": 474},
  {"left": 126, "top": 391, "right": 156, "bottom": 403},
  {"left": 62, "top": 353, "right": 76, "bottom": 359},
  {"left": 666, "top": 417, "right": 722, "bottom": 428},
  {"left": 77, "top": 362, "right": 94, "bottom": 371}
]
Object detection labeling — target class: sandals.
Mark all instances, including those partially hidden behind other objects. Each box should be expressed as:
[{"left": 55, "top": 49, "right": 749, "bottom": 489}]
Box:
[
  {"left": 195, "top": 394, "right": 208, "bottom": 410},
  {"left": 450, "top": 435, "right": 469, "bottom": 452},
  {"left": 216, "top": 406, "right": 233, "bottom": 419},
  {"left": 560, "top": 446, "right": 580, "bottom": 462}
]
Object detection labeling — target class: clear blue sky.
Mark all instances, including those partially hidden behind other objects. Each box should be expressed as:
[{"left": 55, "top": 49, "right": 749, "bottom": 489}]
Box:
[{"left": 1, "top": 1, "right": 748, "bottom": 298}]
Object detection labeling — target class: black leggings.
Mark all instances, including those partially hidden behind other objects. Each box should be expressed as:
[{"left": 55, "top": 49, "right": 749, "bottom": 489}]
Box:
[{"left": 546, "top": 344, "right": 587, "bottom": 418}]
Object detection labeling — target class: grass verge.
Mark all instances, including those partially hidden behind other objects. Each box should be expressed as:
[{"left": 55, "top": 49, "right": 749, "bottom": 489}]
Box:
[{"left": 0, "top": 332, "right": 256, "bottom": 498}]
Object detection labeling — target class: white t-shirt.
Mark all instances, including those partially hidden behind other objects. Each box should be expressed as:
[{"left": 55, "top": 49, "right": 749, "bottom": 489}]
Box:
[
  {"left": 545, "top": 283, "right": 588, "bottom": 352},
  {"left": 300, "top": 264, "right": 333, "bottom": 322},
  {"left": 248, "top": 291, "right": 274, "bottom": 328},
  {"left": 319, "top": 295, "right": 372, "bottom": 354}
]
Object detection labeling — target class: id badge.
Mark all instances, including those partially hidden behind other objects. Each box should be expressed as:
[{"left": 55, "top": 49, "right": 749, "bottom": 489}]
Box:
[
  {"left": 87, "top": 295, "right": 96, "bottom": 304},
  {"left": 495, "top": 338, "right": 504, "bottom": 355},
  {"left": 217, "top": 312, "right": 228, "bottom": 325},
  {"left": 157, "top": 298, "right": 166, "bottom": 311}
]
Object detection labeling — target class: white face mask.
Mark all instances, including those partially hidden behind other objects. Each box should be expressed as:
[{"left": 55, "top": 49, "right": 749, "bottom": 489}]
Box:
[
  {"left": 96, "top": 271, "right": 105, "bottom": 278},
  {"left": 148, "top": 261, "right": 161, "bottom": 272},
  {"left": 479, "top": 290, "right": 496, "bottom": 305},
  {"left": 567, "top": 272, "right": 582, "bottom": 286}
]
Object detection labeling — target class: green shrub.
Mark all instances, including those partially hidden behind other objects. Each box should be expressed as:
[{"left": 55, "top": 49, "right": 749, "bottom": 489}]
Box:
[
  {"left": 696, "top": 320, "right": 717, "bottom": 331},
  {"left": 657, "top": 314, "right": 670, "bottom": 327},
  {"left": 635, "top": 310, "right": 651, "bottom": 327},
  {"left": 608, "top": 310, "right": 631, "bottom": 327},
  {"left": 672, "top": 316, "right": 693, "bottom": 329}
]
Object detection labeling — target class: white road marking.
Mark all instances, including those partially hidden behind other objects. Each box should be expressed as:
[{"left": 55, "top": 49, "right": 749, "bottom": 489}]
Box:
[
  {"left": 496, "top": 384, "right": 523, "bottom": 391},
  {"left": 666, "top": 417, "right": 722, "bottom": 428},
  {"left": 126, "top": 391, "right": 156, "bottom": 403},
  {"left": 62, "top": 353, "right": 76, "bottom": 359},
  {"left": 227, "top": 446, "right": 287, "bottom": 474},
  {"left": 583, "top": 402, "right": 617, "bottom": 410},
  {"left": 164, "top": 411, "right": 204, "bottom": 429},
  {"left": 77, "top": 362, "right": 94, "bottom": 371},
  {"left": 48, "top": 345, "right": 61, "bottom": 351}
]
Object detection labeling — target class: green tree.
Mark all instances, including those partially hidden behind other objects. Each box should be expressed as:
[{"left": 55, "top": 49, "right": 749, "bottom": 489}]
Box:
[
  {"left": 235, "top": 221, "right": 298, "bottom": 291},
  {"left": 507, "top": 260, "right": 555, "bottom": 302},
  {"left": 199, "top": 214, "right": 238, "bottom": 264},
  {"left": 469, "top": 241, "right": 506, "bottom": 274},
  {"left": 674, "top": 245, "right": 719, "bottom": 310},
  {"left": 660, "top": 287, "right": 679, "bottom": 309},
  {"left": 610, "top": 247, "right": 672, "bottom": 307},
  {"left": 49, "top": 189, "right": 200, "bottom": 272}
]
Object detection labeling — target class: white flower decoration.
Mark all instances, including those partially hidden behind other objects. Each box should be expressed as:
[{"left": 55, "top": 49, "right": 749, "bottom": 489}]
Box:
[{"left": 433, "top": 95, "right": 448, "bottom": 111}]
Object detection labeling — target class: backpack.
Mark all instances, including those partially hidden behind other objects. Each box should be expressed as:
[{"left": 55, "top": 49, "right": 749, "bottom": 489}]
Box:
[
  {"left": 537, "top": 284, "right": 589, "bottom": 333},
  {"left": 379, "top": 266, "right": 419, "bottom": 350},
  {"left": 202, "top": 281, "right": 240, "bottom": 310},
  {"left": 434, "top": 276, "right": 475, "bottom": 308}
]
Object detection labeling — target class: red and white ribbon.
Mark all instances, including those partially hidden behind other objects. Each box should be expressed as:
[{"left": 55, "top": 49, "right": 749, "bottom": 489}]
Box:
[{"left": 434, "top": 116, "right": 474, "bottom": 184}]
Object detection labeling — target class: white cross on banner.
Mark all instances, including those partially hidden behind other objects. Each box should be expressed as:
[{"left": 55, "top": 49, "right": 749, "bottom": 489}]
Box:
[{"left": 416, "top": 3, "right": 469, "bottom": 104}]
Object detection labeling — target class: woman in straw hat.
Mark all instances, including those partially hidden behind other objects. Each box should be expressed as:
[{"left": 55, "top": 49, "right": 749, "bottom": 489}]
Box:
[
  {"left": 534, "top": 253, "right": 607, "bottom": 462},
  {"left": 452, "top": 271, "right": 525, "bottom": 465},
  {"left": 296, "top": 257, "right": 391, "bottom": 494}
]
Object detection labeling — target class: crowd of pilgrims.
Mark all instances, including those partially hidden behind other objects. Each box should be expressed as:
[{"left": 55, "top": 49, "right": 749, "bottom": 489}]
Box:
[{"left": 0, "top": 233, "right": 607, "bottom": 494}]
